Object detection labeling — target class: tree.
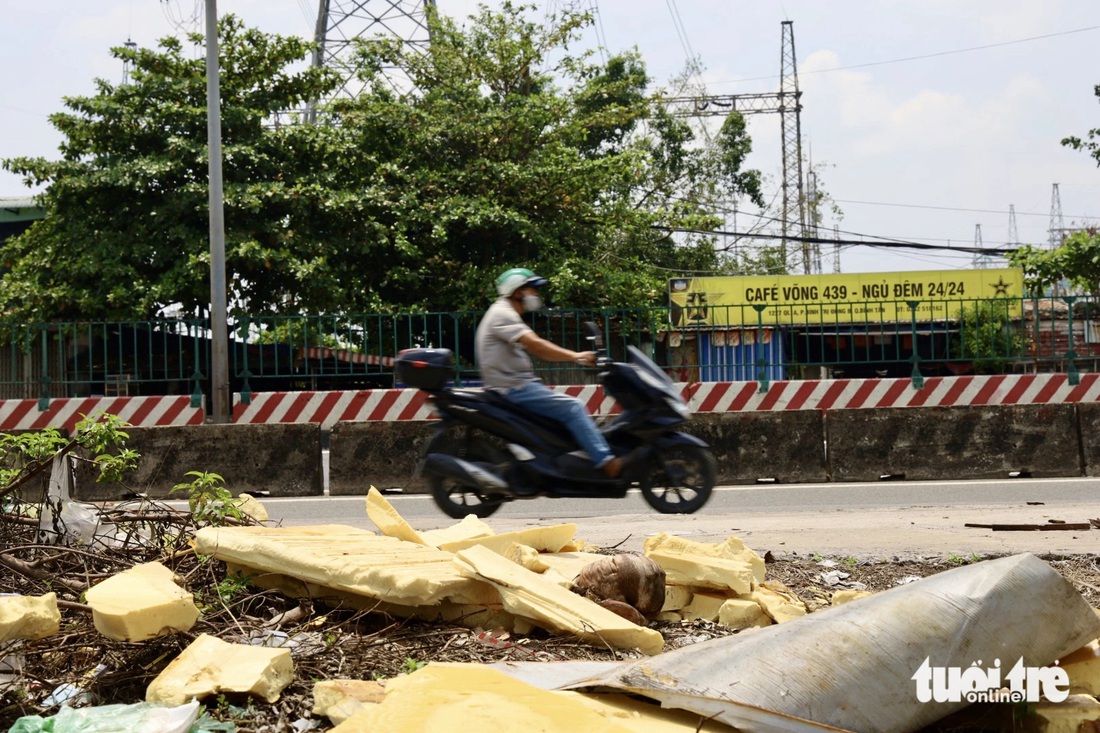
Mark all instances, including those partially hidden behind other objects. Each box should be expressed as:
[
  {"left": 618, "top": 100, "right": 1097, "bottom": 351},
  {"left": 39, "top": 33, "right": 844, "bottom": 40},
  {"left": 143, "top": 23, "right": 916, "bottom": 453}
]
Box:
[
  {"left": 333, "top": 1, "right": 763, "bottom": 311},
  {"left": 1062, "top": 82, "right": 1100, "bottom": 168},
  {"left": 2, "top": 5, "right": 764, "bottom": 319},
  {"left": 1007, "top": 229, "right": 1100, "bottom": 296},
  {"left": 1, "top": 16, "right": 346, "bottom": 320}
]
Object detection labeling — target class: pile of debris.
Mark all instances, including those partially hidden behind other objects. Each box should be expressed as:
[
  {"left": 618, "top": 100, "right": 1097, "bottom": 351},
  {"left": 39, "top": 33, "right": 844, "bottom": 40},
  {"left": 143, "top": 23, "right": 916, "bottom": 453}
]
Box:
[{"left": 6, "top": 486, "right": 1100, "bottom": 731}]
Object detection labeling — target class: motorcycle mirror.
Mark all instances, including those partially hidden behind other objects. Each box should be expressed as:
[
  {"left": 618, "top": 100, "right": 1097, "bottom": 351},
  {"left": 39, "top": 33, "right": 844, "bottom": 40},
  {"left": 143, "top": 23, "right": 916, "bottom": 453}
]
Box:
[{"left": 583, "top": 321, "right": 604, "bottom": 350}]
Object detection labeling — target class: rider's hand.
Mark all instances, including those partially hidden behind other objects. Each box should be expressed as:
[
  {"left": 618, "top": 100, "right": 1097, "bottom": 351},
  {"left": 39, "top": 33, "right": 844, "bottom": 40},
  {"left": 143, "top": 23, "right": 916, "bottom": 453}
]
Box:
[{"left": 574, "top": 351, "right": 597, "bottom": 366}]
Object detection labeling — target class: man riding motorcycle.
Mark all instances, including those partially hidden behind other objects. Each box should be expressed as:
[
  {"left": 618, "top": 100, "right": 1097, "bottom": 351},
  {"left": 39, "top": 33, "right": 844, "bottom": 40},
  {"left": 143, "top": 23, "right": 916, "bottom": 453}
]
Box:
[{"left": 474, "top": 267, "right": 628, "bottom": 478}]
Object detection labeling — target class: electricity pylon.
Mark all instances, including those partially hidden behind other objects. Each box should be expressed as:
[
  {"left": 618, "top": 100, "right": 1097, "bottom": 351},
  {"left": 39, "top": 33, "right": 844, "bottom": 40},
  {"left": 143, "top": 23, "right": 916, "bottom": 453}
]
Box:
[
  {"left": 310, "top": 0, "right": 437, "bottom": 119},
  {"left": 664, "top": 21, "right": 807, "bottom": 273}
]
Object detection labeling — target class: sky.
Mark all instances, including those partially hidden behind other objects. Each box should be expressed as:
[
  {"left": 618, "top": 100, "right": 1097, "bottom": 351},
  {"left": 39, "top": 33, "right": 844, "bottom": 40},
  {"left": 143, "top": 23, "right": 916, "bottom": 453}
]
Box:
[{"left": 1, "top": 0, "right": 1098, "bottom": 276}]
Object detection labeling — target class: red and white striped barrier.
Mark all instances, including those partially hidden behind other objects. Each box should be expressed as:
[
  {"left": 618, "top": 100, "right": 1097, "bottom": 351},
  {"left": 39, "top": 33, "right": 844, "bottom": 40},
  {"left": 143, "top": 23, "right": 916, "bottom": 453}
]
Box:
[
  {"left": 0, "top": 395, "right": 203, "bottom": 434},
  {"left": 1, "top": 373, "right": 1097, "bottom": 432}
]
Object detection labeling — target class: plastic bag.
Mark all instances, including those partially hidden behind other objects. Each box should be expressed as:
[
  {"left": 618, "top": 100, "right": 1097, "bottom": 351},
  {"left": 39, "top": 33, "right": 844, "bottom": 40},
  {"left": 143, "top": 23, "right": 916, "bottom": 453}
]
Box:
[{"left": 9, "top": 700, "right": 204, "bottom": 733}]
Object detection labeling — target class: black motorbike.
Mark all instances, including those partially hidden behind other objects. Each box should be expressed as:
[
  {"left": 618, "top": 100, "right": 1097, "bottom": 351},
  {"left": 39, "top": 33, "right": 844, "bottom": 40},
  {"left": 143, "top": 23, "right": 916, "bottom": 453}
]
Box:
[{"left": 397, "top": 324, "right": 716, "bottom": 519}]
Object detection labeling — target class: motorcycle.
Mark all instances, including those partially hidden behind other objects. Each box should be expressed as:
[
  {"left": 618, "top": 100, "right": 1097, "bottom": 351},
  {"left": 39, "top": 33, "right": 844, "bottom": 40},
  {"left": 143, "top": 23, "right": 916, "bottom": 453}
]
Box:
[{"left": 397, "top": 323, "right": 716, "bottom": 519}]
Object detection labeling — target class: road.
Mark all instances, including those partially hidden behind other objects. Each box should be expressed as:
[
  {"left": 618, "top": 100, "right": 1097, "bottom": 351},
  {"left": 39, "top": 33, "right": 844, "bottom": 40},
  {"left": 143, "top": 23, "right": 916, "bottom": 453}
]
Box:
[{"left": 239, "top": 477, "right": 1100, "bottom": 560}]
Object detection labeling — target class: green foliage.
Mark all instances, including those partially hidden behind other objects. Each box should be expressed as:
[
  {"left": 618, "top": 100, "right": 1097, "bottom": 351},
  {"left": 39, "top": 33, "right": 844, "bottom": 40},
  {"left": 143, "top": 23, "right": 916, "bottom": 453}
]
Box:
[
  {"left": 402, "top": 658, "right": 427, "bottom": 675},
  {"left": 952, "top": 299, "right": 1025, "bottom": 373},
  {"left": 0, "top": 413, "right": 138, "bottom": 503},
  {"left": 1008, "top": 229, "right": 1100, "bottom": 295},
  {"left": 1, "top": 16, "right": 342, "bottom": 320},
  {"left": 1062, "top": 82, "right": 1100, "bottom": 168},
  {"left": 0, "top": 429, "right": 66, "bottom": 488},
  {"left": 945, "top": 552, "right": 968, "bottom": 566},
  {"left": 74, "top": 412, "right": 139, "bottom": 483},
  {"left": 2, "top": 5, "right": 764, "bottom": 318},
  {"left": 214, "top": 570, "right": 254, "bottom": 605},
  {"left": 171, "top": 471, "right": 242, "bottom": 525}
]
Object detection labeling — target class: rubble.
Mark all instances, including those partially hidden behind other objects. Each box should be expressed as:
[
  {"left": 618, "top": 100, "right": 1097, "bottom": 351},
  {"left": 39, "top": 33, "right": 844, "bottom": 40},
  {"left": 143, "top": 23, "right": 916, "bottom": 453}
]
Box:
[{"left": 6, "top": 481, "right": 1100, "bottom": 731}]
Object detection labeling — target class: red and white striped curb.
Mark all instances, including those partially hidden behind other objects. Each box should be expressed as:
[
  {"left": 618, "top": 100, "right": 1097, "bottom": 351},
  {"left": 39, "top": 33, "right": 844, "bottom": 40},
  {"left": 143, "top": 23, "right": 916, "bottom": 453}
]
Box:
[
  {"left": 1, "top": 373, "right": 1097, "bottom": 432},
  {"left": 0, "top": 395, "right": 203, "bottom": 434}
]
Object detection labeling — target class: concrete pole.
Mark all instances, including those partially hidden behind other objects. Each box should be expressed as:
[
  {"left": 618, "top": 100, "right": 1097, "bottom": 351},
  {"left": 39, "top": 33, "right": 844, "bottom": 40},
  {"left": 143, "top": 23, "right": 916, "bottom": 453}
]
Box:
[{"left": 205, "top": 0, "right": 231, "bottom": 423}]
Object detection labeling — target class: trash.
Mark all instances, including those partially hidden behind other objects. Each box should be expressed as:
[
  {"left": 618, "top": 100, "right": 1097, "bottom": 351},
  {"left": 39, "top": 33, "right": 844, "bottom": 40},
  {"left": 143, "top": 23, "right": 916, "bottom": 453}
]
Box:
[
  {"left": 37, "top": 454, "right": 125, "bottom": 548},
  {"left": 9, "top": 700, "right": 202, "bottom": 733},
  {"left": 571, "top": 554, "right": 1100, "bottom": 733},
  {"left": 819, "top": 570, "right": 850, "bottom": 586},
  {"left": 965, "top": 521, "right": 1091, "bottom": 531}
]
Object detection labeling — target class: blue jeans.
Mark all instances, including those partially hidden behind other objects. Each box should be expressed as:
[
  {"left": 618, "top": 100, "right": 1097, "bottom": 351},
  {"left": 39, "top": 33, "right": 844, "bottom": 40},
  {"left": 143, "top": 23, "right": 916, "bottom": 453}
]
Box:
[{"left": 505, "top": 381, "right": 614, "bottom": 468}]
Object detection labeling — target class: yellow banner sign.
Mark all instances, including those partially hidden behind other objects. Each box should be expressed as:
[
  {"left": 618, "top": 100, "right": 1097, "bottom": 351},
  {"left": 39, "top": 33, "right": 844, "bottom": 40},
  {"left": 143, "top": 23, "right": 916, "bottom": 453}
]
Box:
[{"left": 668, "top": 269, "right": 1024, "bottom": 327}]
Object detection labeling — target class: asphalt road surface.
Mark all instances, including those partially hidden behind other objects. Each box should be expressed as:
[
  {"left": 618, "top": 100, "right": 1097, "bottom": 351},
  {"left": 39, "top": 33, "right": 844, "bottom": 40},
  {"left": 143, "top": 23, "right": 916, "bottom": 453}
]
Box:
[{"left": 241, "top": 477, "right": 1100, "bottom": 560}]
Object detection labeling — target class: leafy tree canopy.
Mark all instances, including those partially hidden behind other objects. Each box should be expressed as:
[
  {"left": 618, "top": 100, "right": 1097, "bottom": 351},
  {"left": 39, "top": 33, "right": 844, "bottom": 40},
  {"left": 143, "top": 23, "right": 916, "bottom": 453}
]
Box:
[
  {"left": 1008, "top": 229, "right": 1100, "bottom": 296},
  {"left": 1, "top": 4, "right": 764, "bottom": 320}
]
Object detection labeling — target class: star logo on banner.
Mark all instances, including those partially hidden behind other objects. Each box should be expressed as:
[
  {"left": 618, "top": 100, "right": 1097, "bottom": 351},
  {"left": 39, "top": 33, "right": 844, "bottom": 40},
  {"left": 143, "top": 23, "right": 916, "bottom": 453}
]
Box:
[{"left": 990, "top": 277, "right": 1011, "bottom": 297}]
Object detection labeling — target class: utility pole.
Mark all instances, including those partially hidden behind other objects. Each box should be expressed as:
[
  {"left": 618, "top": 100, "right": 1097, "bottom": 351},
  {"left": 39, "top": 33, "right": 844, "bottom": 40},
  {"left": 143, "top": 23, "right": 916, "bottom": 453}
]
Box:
[{"left": 205, "top": 0, "right": 230, "bottom": 423}]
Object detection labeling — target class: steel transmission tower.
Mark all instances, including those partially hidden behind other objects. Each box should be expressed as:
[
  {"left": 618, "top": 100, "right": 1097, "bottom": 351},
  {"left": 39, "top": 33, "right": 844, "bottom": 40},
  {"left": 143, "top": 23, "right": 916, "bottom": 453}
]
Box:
[
  {"left": 311, "top": 0, "right": 437, "bottom": 113},
  {"left": 664, "top": 22, "right": 807, "bottom": 273},
  {"left": 1048, "top": 183, "right": 1065, "bottom": 249},
  {"left": 972, "top": 224, "right": 992, "bottom": 268},
  {"left": 1007, "top": 204, "right": 1019, "bottom": 247},
  {"left": 779, "top": 21, "right": 807, "bottom": 274}
]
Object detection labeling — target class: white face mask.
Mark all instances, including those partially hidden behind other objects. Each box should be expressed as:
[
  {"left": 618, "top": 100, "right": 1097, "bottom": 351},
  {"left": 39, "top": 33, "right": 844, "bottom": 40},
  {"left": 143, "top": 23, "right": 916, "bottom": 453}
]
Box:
[{"left": 521, "top": 293, "right": 543, "bottom": 312}]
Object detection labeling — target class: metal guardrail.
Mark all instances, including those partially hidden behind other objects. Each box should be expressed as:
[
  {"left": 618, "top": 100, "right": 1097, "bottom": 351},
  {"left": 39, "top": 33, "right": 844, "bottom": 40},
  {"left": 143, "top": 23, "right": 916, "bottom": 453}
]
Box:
[{"left": 0, "top": 295, "right": 1097, "bottom": 407}]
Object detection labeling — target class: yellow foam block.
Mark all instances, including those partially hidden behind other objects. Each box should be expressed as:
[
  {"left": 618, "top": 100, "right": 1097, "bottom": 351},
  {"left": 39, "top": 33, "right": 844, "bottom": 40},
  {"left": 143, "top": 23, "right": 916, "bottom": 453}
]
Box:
[
  {"left": 147, "top": 633, "right": 293, "bottom": 706},
  {"left": 0, "top": 592, "right": 60, "bottom": 643},
  {"left": 313, "top": 679, "right": 387, "bottom": 725},
  {"left": 438, "top": 524, "right": 578, "bottom": 554},
  {"left": 717, "top": 598, "right": 772, "bottom": 630},
  {"left": 644, "top": 533, "right": 766, "bottom": 585},
  {"left": 331, "top": 665, "right": 630, "bottom": 732},
  {"left": 750, "top": 585, "right": 807, "bottom": 624},
  {"left": 85, "top": 561, "right": 199, "bottom": 641},
  {"left": 366, "top": 486, "right": 429, "bottom": 546}
]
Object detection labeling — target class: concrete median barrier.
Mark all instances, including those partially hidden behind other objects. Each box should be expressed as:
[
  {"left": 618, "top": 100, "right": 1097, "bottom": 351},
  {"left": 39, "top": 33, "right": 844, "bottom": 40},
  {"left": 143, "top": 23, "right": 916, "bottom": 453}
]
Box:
[
  {"left": 826, "top": 403, "right": 1082, "bottom": 482},
  {"left": 329, "top": 421, "right": 433, "bottom": 495},
  {"left": 687, "top": 411, "right": 827, "bottom": 484},
  {"left": 74, "top": 423, "right": 324, "bottom": 500},
  {"left": 1078, "top": 403, "right": 1100, "bottom": 477}
]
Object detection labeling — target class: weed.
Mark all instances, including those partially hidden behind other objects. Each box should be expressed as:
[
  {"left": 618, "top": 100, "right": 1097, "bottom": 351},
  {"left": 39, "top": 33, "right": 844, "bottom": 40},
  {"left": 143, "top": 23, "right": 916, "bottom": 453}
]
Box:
[
  {"left": 402, "top": 658, "right": 427, "bottom": 675},
  {"left": 171, "top": 471, "right": 241, "bottom": 525}
]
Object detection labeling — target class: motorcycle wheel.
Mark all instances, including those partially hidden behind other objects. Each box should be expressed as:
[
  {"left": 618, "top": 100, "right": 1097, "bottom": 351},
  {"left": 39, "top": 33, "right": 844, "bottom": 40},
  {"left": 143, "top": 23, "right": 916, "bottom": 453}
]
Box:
[
  {"left": 428, "top": 435, "right": 508, "bottom": 519},
  {"left": 639, "top": 444, "right": 716, "bottom": 514}
]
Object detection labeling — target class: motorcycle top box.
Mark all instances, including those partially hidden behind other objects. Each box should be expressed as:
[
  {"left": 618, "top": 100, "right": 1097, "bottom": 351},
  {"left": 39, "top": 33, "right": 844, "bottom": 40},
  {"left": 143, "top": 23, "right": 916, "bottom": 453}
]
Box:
[{"left": 396, "top": 348, "right": 454, "bottom": 391}]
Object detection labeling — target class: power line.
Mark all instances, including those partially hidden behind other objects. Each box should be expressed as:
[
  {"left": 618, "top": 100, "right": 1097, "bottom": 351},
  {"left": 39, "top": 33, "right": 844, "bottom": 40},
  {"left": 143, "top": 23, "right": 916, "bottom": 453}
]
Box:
[
  {"left": 656, "top": 226, "right": 1020, "bottom": 256},
  {"left": 832, "top": 197, "right": 1094, "bottom": 220},
  {"left": 709, "top": 24, "right": 1100, "bottom": 87}
]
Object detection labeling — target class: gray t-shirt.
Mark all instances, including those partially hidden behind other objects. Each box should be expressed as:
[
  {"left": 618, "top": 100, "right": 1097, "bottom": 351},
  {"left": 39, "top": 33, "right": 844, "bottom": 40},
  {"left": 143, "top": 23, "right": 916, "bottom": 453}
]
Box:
[{"left": 475, "top": 298, "right": 537, "bottom": 390}]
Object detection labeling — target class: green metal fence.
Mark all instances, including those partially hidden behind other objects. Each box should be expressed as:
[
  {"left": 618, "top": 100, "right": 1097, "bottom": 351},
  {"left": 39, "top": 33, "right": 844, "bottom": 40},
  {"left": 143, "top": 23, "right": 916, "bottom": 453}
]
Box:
[{"left": 1, "top": 294, "right": 1097, "bottom": 406}]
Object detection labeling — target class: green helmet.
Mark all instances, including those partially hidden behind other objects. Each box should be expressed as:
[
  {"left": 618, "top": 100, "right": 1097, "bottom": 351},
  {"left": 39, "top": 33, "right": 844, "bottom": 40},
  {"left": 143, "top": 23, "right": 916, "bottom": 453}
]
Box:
[{"left": 495, "top": 267, "right": 547, "bottom": 297}]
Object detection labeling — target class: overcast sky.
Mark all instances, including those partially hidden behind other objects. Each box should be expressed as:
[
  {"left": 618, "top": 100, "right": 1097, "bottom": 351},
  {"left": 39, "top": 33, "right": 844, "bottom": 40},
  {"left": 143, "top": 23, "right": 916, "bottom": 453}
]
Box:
[{"left": 2, "top": 0, "right": 1098, "bottom": 275}]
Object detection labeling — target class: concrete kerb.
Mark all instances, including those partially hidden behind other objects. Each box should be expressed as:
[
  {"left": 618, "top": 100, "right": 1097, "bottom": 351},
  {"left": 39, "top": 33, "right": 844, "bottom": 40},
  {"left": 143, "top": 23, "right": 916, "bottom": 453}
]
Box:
[
  {"left": 74, "top": 423, "right": 325, "bottom": 501},
  {"left": 825, "top": 403, "right": 1083, "bottom": 483}
]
